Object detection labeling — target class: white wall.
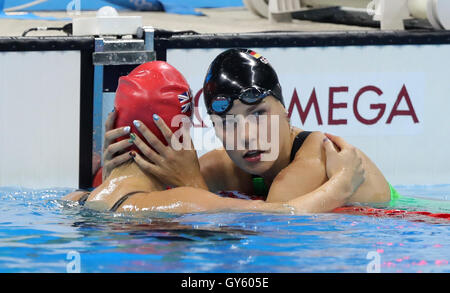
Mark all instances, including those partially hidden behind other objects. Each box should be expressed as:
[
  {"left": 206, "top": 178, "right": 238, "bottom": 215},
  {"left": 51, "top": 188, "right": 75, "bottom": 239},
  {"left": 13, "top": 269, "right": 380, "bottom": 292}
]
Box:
[{"left": 0, "top": 51, "right": 81, "bottom": 188}]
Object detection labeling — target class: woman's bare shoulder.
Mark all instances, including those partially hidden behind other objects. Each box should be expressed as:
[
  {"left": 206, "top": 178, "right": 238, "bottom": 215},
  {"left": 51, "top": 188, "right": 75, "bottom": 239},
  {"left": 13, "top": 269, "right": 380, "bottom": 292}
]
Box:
[
  {"left": 199, "top": 149, "right": 246, "bottom": 191},
  {"left": 294, "top": 130, "right": 390, "bottom": 203},
  {"left": 291, "top": 130, "right": 327, "bottom": 161},
  {"left": 199, "top": 148, "right": 230, "bottom": 167},
  {"left": 114, "top": 187, "right": 283, "bottom": 214},
  {"left": 114, "top": 187, "right": 221, "bottom": 213}
]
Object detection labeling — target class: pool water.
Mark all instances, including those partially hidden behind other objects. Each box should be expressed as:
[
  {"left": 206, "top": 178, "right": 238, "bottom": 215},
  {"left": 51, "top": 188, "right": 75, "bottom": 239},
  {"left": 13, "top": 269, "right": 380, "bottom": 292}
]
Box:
[{"left": 0, "top": 185, "right": 449, "bottom": 273}]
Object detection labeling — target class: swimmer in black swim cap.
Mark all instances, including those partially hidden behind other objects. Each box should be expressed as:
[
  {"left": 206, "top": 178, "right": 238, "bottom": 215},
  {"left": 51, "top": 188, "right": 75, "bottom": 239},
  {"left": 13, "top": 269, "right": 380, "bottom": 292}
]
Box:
[
  {"left": 204, "top": 48, "right": 285, "bottom": 115},
  {"left": 199, "top": 48, "right": 389, "bottom": 204}
]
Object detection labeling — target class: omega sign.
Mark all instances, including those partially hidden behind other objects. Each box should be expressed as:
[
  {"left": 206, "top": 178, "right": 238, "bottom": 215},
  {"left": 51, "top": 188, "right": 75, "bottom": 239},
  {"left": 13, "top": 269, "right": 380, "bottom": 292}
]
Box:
[
  {"left": 192, "top": 80, "right": 422, "bottom": 134},
  {"left": 287, "top": 84, "right": 419, "bottom": 125}
]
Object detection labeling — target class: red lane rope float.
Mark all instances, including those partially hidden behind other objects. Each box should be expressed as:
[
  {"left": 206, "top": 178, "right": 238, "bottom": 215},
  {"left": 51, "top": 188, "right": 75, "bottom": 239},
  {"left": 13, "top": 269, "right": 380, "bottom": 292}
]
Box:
[
  {"left": 333, "top": 206, "right": 450, "bottom": 222},
  {"left": 219, "top": 191, "right": 450, "bottom": 222}
]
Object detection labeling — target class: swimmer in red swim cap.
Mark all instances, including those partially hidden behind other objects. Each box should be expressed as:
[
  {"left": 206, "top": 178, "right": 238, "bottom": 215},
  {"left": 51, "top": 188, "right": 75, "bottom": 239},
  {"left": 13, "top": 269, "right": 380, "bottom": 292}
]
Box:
[
  {"left": 63, "top": 61, "right": 364, "bottom": 214},
  {"left": 114, "top": 61, "right": 193, "bottom": 151}
]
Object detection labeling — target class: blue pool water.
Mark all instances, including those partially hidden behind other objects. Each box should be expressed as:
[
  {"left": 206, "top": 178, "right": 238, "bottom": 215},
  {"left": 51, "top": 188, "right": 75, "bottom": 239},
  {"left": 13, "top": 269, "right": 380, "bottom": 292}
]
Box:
[{"left": 0, "top": 185, "right": 449, "bottom": 273}]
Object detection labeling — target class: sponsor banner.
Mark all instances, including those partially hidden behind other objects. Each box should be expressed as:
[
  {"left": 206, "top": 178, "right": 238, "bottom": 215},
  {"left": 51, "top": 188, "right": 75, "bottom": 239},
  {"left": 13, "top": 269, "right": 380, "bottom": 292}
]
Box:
[
  {"left": 282, "top": 72, "right": 424, "bottom": 136},
  {"left": 167, "top": 45, "right": 450, "bottom": 185}
]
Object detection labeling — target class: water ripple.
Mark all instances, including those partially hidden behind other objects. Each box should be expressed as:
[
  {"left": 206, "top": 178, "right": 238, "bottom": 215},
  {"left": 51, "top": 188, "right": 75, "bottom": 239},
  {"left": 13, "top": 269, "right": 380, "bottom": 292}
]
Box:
[{"left": 0, "top": 186, "right": 449, "bottom": 272}]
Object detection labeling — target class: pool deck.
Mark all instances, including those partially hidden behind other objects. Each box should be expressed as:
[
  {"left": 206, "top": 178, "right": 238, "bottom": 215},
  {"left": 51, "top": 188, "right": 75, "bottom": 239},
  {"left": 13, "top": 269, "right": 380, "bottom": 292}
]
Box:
[{"left": 0, "top": 7, "right": 376, "bottom": 37}]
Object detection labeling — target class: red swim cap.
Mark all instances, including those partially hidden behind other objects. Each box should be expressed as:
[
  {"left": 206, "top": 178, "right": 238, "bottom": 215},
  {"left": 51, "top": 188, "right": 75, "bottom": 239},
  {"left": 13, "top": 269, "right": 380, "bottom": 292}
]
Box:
[{"left": 114, "top": 61, "right": 193, "bottom": 153}]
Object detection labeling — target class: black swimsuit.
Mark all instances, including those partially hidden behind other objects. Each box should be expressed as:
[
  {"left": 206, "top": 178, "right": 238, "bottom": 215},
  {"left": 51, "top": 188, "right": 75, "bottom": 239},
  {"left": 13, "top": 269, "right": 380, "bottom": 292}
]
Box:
[
  {"left": 251, "top": 131, "right": 312, "bottom": 198},
  {"left": 77, "top": 190, "right": 145, "bottom": 212},
  {"left": 109, "top": 191, "right": 145, "bottom": 212}
]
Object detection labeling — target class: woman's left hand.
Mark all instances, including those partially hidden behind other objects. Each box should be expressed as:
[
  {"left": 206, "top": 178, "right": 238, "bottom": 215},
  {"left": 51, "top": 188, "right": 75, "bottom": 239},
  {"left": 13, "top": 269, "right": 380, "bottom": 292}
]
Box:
[
  {"left": 323, "top": 133, "right": 365, "bottom": 195},
  {"left": 130, "top": 115, "right": 208, "bottom": 190}
]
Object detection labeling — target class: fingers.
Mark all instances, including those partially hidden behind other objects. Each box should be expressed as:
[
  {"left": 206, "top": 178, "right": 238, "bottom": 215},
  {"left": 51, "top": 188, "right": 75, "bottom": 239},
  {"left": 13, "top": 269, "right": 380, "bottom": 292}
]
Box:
[
  {"left": 176, "top": 117, "right": 194, "bottom": 150},
  {"left": 103, "top": 151, "right": 133, "bottom": 180},
  {"left": 104, "top": 126, "right": 131, "bottom": 152},
  {"left": 105, "top": 109, "right": 116, "bottom": 133},
  {"left": 132, "top": 152, "right": 161, "bottom": 177},
  {"left": 152, "top": 114, "right": 174, "bottom": 146},
  {"left": 324, "top": 133, "right": 351, "bottom": 151},
  {"left": 133, "top": 120, "right": 167, "bottom": 155},
  {"left": 181, "top": 117, "right": 193, "bottom": 141},
  {"left": 131, "top": 133, "right": 163, "bottom": 164},
  {"left": 349, "top": 147, "right": 365, "bottom": 186},
  {"left": 323, "top": 137, "right": 337, "bottom": 157},
  {"left": 103, "top": 139, "right": 132, "bottom": 161},
  {"left": 354, "top": 153, "right": 366, "bottom": 189}
]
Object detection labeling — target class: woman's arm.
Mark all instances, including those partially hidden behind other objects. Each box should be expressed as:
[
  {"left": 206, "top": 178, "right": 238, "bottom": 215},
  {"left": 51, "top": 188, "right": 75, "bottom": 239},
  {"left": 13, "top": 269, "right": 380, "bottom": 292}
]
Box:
[
  {"left": 286, "top": 169, "right": 358, "bottom": 213},
  {"left": 61, "top": 190, "right": 90, "bottom": 201},
  {"left": 279, "top": 135, "right": 365, "bottom": 213},
  {"left": 115, "top": 167, "right": 359, "bottom": 215},
  {"left": 114, "top": 136, "right": 364, "bottom": 214},
  {"left": 267, "top": 132, "right": 389, "bottom": 204}
]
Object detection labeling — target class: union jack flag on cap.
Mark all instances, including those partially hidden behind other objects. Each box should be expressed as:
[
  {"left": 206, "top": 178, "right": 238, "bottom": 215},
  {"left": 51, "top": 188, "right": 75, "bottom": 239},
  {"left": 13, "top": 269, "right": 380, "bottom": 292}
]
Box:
[{"left": 178, "top": 90, "right": 193, "bottom": 114}]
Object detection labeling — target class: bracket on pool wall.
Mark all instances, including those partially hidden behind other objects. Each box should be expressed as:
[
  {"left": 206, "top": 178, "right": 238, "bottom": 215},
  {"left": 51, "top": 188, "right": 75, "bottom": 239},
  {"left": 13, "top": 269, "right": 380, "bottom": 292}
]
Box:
[{"left": 91, "top": 29, "right": 156, "bottom": 187}]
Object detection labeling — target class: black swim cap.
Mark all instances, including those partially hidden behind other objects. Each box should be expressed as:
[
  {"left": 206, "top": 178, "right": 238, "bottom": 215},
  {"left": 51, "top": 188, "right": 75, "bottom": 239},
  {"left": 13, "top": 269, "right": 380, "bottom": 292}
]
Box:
[{"left": 203, "top": 48, "right": 284, "bottom": 114}]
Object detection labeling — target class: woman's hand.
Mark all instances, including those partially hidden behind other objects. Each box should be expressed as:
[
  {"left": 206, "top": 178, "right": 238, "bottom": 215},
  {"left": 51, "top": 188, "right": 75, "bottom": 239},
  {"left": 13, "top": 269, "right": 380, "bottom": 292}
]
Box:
[
  {"left": 102, "top": 110, "right": 133, "bottom": 181},
  {"left": 130, "top": 114, "right": 208, "bottom": 190},
  {"left": 280, "top": 133, "right": 366, "bottom": 213},
  {"left": 323, "top": 133, "right": 365, "bottom": 194}
]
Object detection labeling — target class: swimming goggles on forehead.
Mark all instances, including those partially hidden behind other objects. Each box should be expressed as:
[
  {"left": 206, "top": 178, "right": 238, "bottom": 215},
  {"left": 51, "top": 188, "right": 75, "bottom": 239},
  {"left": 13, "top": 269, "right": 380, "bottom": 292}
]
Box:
[{"left": 208, "top": 86, "right": 273, "bottom": 115}]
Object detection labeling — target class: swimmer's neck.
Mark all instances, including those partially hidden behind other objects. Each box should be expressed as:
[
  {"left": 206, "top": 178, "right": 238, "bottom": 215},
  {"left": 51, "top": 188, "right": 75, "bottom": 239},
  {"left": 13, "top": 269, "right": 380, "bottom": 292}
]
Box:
[{"left": 108, "top": 161, "right": 164, "bottom": 192}]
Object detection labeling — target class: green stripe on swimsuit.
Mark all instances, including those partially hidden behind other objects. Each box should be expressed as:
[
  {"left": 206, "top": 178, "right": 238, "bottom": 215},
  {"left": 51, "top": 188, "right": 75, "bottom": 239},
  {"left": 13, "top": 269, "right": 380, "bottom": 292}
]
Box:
[
  {"left": 389, "top": 183, "right": 401, "bottom": 201},
  {"left": 387, "top": 183, "right": 450, "bottom": 214}
]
